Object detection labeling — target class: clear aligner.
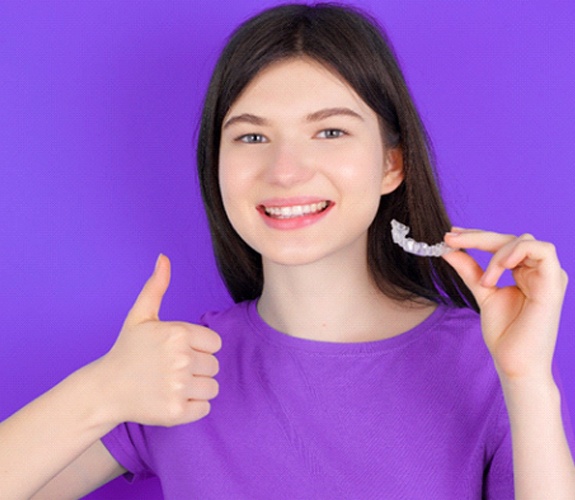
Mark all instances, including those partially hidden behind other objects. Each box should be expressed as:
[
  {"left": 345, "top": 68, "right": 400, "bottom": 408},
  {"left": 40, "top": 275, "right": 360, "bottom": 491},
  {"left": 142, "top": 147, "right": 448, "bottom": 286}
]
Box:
[{"left": 390, "top": 219, "right": 455, "bottom": 258}]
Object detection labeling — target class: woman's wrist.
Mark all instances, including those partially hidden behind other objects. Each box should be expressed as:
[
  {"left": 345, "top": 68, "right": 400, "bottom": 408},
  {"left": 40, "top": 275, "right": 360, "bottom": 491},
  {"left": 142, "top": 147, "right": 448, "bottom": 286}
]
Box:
[
  {"left": 64, "top": 357, "right": 125, "bottom": 434},
  {"left": 497, "top": 365, "right": 557, "bottom": 392},
  {"left": 497, "top": 369, "right": 559, "bottom": 409}
]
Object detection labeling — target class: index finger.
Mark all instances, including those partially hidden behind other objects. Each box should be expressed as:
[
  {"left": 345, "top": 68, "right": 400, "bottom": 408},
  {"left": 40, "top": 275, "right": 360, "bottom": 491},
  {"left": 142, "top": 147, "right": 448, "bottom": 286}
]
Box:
[
  {"left": 186, "top": 324, "right": 223, "bottom": 354},
  {"left": 444, "top": 229, "right": 516, "bottom": 254}
]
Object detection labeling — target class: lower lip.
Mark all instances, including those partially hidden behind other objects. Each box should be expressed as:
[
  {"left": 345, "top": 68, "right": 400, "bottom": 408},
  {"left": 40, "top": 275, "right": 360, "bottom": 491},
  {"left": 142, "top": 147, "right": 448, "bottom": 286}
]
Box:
[{"left": 257, "top": 203, "right": 334, "bottom": 230}]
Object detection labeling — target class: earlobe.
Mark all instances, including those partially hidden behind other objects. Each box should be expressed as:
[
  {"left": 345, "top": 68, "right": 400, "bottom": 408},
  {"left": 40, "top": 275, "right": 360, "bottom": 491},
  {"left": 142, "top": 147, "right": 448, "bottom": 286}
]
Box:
[{"left": 380, "top": 147, "right": 404, "bottom": 195}]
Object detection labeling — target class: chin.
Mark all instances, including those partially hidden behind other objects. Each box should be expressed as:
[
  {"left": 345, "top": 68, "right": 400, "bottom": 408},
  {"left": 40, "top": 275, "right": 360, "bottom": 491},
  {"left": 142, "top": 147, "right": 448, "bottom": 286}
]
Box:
[
  {"left": 260, "top": 247, "right": 329, "bottom": 268},
  {"left": 264, "top": 254, "right": 321, "bottom": 268}
]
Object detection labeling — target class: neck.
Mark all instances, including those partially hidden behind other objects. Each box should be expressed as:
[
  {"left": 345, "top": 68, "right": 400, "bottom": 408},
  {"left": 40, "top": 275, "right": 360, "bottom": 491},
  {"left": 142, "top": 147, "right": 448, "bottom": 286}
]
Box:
[{"left": 257, "top": 245, "right": 436, "bottom": 343}]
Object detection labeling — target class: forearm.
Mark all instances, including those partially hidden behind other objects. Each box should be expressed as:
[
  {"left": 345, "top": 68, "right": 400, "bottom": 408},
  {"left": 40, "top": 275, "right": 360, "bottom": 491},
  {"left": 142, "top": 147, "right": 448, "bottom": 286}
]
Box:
[
  {"left": 501, "top": 375, "right": 575, "bottom": 500},
  {"left": 0, "top": 359, "right": 118, "bottom": 499}
]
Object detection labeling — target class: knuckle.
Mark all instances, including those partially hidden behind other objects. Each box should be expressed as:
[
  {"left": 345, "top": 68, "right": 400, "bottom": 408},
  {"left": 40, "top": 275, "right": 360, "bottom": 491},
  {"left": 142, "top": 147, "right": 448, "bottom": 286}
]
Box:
[
  {"left": 198, "top": 327, "right": 222, "bottom": 352},
  {"left": 519, "top": 233, "right": 535, "bottom": 241},
  {"left": 171, "top": 323, "right": 191, "bottom": 340},
  {"left": 161, "top": 326, "right": 186, "bottom": 349},
  {"left": 538, "top": 241, "right": 558, "bottom": 258},
  {"left": 546, "top": 242, "right": 557, "bottom": 255},
  {"left": 209, "top": 378, "right": 220, "bottom": 399},
  {"left": 168, "top": 378, "right": 187, "bottom": 395},
  {"left": 195, "top": 376, "right": 219, "bottom": 399},
  {"left": 212, "top": 332, "right": 223, "bottom": 352},
  {"left": 188, "top": 349, "right": 200, "bottom": 366},
  {"left": 211, "top": 355, "right": 220, "bottom": 376},
  {"left": 165, "top": 400, "right": 186, "bottom": 422},
  {"left": 171, "top": 353, "right": 191, "bottom": 370},
  {"left": 192, "top": 401, "right": 211, "bottom": 420},
  {"left": 197, "top": 352, "right": 220, "bottom": 375}
]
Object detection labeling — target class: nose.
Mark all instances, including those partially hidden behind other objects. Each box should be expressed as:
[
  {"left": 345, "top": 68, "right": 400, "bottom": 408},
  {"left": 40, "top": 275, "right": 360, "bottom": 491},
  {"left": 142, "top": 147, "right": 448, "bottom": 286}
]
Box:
[{"left": 263, "top": 141, "right": 314, "bottom": 187}]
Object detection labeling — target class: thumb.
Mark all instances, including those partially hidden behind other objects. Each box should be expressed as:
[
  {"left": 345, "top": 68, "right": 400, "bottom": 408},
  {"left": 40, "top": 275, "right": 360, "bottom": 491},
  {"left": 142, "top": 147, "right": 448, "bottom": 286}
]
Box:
[{"left": 124, "top": 254, "right": 171, "bottom": 327}]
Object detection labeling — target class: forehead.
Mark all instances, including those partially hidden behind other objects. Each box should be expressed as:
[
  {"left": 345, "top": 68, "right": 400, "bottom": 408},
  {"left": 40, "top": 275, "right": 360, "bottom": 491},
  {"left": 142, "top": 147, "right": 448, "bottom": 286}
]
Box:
[{"left": 226, "top": 57, "right": 372, "bottom": 119}]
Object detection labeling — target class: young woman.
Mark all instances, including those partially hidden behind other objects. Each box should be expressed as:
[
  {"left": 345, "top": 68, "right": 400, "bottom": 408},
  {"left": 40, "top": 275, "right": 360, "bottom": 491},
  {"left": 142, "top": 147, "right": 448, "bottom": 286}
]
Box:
[{"left": 2, "top": 4, "right": 574, "bottom": 499}]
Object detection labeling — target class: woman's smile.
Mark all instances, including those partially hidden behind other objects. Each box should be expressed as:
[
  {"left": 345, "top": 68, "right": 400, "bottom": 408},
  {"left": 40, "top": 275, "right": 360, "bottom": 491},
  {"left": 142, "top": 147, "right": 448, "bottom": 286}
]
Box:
[
  {"left": 257, "top": 200, "right": 335, "bottom": 230},
  {"left": 218, "top": 56, "right": 404, "bottom": 266},
  {"left": 260, "top": 200, "right": 330, "bottom": 219}
]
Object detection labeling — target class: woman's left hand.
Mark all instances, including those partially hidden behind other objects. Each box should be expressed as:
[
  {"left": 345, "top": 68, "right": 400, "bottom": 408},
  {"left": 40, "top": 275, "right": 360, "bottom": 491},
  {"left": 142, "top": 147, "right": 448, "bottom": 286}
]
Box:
[{"left": 442, "top": 228, "right": 568, "bottom": 382}]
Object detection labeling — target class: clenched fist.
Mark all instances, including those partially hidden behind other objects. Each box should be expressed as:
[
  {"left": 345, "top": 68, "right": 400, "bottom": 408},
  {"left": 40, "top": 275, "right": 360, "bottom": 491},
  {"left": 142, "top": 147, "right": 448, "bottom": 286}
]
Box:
[{"left": 100, "top": 254, "right": 222, "bottom": 427}]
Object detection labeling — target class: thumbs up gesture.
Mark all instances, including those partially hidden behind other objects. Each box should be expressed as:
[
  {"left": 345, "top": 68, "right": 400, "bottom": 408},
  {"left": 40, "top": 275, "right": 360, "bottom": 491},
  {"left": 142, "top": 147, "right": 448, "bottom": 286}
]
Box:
[{"left": 100, "top": 255, "right": 221, "bottom": 427}]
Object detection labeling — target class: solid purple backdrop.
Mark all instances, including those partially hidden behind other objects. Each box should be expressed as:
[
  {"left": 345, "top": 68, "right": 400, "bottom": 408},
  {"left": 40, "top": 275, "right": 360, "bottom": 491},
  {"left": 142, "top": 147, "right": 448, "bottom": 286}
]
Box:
[{"left": 1, "top": 1, "right": 573, "bottom": 498}]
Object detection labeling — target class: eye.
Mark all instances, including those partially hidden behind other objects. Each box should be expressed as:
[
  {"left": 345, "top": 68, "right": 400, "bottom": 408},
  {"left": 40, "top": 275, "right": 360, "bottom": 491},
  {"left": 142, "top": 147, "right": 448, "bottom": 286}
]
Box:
[
  {"left": 236, "top": 133, "right": 267, "bottom": 144},
  {"left": 317, "top": 129, "right": 347, "bottom": 139}
]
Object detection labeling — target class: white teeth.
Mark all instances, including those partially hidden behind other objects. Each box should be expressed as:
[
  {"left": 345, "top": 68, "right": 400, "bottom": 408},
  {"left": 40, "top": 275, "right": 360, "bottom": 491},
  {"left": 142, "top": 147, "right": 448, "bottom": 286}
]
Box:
[{"left": 264, "top": 201, "right": 329, "bottom": 219}]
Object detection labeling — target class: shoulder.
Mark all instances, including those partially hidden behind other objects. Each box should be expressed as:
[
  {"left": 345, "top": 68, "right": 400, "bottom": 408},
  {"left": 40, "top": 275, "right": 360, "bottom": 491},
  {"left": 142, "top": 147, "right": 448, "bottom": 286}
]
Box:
[
  {"left": 197, "top": 300, "right": 259, "bottom": 350},
  {"left": 428, "top": 304, "right": 483, "bottom": 347},
  {"left": 198, "top": 300, "right": 254, "bottom": 330},
  {"left": 419, "top": 306, "right": 508, "bottom": 436},
  {"left": 434, "top": 303, "right": 481, "bottom": 331},
  {"left": 421, "top": 304, "right": 496, "bottom": 383}
]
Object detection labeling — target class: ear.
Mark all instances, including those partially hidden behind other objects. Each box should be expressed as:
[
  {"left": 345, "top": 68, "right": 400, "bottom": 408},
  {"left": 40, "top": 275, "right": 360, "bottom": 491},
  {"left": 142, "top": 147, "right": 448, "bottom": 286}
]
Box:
[{"left": 380, "top": 147, "right": 404, "bottom": 195}]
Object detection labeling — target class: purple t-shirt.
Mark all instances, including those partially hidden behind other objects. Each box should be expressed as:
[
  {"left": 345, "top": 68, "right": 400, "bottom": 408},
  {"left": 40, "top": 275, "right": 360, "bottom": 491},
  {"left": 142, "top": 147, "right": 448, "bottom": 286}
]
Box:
[{"left": 101, "top": 300, "right": 574, "bottom": 499}]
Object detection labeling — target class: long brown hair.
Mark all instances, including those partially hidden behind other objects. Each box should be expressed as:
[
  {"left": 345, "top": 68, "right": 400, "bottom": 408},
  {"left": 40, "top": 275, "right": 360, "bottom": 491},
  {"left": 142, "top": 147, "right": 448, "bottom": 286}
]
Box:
[{"left": 197, "top": 3, "right": 478, "bottom": 311}]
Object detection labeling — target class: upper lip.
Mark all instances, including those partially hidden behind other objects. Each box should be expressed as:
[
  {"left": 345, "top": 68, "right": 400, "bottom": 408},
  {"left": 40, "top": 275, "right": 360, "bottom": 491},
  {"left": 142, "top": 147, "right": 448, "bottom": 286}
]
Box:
[{"left": 258, "top": 196, "right": 331, "bottom": 208}]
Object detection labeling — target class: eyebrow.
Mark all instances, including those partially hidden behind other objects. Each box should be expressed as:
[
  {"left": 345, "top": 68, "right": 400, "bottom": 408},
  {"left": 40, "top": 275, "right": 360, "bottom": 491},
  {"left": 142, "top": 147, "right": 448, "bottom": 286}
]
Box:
[{"left": 222, "top": 107, "right": 364, "bottom": 130}]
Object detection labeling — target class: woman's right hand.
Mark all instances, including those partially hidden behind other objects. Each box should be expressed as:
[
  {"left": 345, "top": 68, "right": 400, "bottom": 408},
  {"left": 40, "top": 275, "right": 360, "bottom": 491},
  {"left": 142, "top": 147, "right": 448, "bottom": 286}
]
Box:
[
  {"left": 1, "top": 254, "right": 221, "bottom": 499},
  {"left": 99, "top": 254, "right": 222, "bottom": 427}
]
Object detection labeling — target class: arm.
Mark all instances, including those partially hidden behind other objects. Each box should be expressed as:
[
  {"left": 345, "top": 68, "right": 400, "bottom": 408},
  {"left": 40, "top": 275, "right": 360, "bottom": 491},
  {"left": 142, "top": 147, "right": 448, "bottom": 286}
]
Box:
[
  {"left": 443, "top": 230, "right": 575, "bottom": 499},
  {"left": 30, "top": 440, "right": 126, "bottom": 500},
  {"left": 0, "top": 361, "right": 123, "bottom": 500},
  {"left": 500, "top": 375, "right": 575, "bottom": 499},
  {"left": 0, "top": 255, "right": 221, "bottom": 499}
]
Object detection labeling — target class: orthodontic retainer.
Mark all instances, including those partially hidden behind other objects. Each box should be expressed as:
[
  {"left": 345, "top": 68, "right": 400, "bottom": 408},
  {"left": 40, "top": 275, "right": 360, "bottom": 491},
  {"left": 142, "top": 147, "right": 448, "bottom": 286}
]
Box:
[{"left": 391, "top": 219, "right": 455, "bottom": 258}]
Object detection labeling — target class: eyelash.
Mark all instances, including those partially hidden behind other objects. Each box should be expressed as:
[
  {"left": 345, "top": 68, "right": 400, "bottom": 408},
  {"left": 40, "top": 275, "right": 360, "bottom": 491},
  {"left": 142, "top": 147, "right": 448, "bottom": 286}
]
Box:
[
  {"left": 317, "top": 129, "right": 347, "bottom": 139},
  {"left": 235, "top": 129, "right": 348, "bottom": 144}
]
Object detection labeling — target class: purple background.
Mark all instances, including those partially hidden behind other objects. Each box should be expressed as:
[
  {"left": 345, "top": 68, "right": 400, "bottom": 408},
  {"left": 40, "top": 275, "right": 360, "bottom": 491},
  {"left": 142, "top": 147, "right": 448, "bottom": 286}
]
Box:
[{"left": 1, "top": 1, "right": 573, "bottom": 498}]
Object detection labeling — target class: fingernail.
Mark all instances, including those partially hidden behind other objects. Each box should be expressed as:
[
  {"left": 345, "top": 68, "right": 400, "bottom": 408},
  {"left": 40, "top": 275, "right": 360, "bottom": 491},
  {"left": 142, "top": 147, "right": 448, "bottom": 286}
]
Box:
[
  {"left": 155, "top": 254, "right": 163, "bottom": 271},
  {"left": 443, "top": 245, "right": 459, "bottom": 253},
  {"left": 479, "top": 273, "right": 492, "bottom": 287},
  {"left": 445, "top": 232, "right": 461, "bottom": 238}
]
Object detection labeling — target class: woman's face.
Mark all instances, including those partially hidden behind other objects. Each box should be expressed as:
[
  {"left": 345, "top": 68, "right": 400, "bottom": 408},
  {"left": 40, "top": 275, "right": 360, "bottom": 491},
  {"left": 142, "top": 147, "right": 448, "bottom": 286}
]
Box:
[{"left": 218, "top": 57, "right": 403, "bottom": 267}]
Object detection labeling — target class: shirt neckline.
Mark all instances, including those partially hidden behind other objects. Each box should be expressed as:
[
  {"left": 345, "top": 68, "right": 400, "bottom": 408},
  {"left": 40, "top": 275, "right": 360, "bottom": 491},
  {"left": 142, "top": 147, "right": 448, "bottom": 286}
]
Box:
[{"left": 244, "top": 298, "right": 450, "bottom": 356}]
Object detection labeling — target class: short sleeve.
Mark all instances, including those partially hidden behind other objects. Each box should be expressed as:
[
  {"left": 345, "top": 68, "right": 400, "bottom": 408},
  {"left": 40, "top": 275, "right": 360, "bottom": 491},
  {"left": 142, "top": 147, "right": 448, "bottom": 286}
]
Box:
[{"left": 101, "top": 422, "right": 155, "bottom": 482}]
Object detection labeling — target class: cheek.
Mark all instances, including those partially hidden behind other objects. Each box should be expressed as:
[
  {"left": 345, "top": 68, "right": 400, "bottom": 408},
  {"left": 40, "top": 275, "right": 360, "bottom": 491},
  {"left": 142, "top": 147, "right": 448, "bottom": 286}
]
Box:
[
  {"left": 218, "top": 157, "right": 240, "bottom": 226},
  {"left": 218, "top": 156, "right": 259, "bottom": 242},
  {"left": 335, "top": 147, "right": 386, "bottom": 195},
  {"left": 218, "top": 149, "right": 234, "bottom": 198},
  {"left": 218, "top": 147, "right": 261, "bottom": 196},
  {"left": 218, "top": 151, "right": 246, "bottom": 209}
]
